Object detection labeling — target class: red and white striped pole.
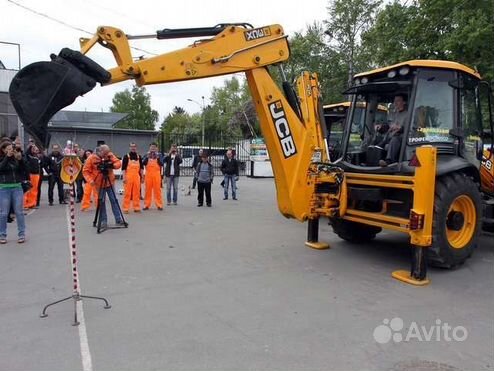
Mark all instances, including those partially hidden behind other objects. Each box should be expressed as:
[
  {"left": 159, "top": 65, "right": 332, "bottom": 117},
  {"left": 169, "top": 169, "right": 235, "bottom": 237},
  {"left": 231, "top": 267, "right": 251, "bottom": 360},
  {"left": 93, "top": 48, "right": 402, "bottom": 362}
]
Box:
[
  {"left": 40, "top": 155, "right": 111, "bottom": 326},
  {"left": 66, "top": 158, "right": 80, "bottom": 296}
]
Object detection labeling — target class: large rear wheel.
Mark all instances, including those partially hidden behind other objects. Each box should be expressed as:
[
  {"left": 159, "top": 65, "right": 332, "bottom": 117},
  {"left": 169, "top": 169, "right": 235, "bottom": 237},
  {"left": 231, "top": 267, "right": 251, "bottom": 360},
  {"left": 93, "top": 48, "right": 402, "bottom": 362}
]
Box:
[{"left": 427, "top": 173, "right": 482, "bottom": 268}]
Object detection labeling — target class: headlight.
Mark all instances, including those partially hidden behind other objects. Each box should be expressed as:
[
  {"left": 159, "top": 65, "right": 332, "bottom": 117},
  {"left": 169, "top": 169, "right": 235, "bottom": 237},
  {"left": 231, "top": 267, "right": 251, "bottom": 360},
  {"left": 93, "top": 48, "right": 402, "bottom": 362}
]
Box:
[
  {"left": 354, "top": 78, "right": 361, "bottom": 85},
  {"left": 387, "top": 70, "right": 397, "bottom": 78},
  {"left": 399, "top": 66, "right": 410, "bottom": 75},
  {"left": 361, "top": 77, "right": 369, "bottom": 84}
]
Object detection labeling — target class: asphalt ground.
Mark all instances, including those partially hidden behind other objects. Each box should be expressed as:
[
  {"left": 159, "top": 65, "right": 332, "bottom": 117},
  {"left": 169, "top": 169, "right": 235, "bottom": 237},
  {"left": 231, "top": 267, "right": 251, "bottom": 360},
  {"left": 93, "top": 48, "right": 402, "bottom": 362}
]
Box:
[{"left": 0, "top": 177, "right": 492, "bottom": 371}]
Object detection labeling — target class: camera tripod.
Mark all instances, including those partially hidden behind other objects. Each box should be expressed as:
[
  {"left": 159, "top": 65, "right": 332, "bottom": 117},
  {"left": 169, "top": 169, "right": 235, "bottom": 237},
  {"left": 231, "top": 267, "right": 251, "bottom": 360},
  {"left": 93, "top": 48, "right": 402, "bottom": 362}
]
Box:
[{"left": 93, "top": 170, "right": 128, "bottom": 233}]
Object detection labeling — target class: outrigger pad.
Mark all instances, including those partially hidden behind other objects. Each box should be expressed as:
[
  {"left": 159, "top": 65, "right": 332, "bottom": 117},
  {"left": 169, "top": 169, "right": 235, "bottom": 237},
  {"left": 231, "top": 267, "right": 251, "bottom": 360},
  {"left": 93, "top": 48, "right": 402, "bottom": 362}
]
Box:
[{"left": 9, "top": 48, "right": 111, "bottom": 149}]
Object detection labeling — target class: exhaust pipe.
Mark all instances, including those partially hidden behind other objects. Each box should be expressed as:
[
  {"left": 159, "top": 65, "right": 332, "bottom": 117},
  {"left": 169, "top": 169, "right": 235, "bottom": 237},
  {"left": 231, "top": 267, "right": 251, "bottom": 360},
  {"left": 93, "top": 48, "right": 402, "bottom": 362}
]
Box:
[{"left": 9, "top": 48, "right": 111, "bottom": 149}]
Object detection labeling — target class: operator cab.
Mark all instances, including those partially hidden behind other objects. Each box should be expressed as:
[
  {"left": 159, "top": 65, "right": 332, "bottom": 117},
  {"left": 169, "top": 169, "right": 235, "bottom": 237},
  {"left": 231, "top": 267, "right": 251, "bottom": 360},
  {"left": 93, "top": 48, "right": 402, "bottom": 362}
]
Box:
[
  {"left": 323, "top": 102, "right": 349, "bottom": 160},
  {"left": 337, "top": 60, "right": 492, "bottom": 175}
]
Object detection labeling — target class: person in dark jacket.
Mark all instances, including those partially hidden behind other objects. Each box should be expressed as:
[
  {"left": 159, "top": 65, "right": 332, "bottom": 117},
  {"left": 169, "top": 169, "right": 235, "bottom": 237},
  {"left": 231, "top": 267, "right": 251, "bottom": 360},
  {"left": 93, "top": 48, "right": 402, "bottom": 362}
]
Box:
[
  {"left": 191, "top": 149, "right": 203, "bottom": 190},
  {"left": 0, "top": 140, "right": 27, "bottom": 243},
  {"left": 220, "top": 150, "right": 239, "bottom": 200},
  {"left": 195, "top": 152, "right": 213, "bottom": 207},
  {"left": 46, "top": 144, "right": 66, "bottom": 205},
  {"left": 163, "top": 144, "right": 182, "bottom": 205},
  {"left": 75, "top": 147, "right": 85, "bottom": 203},
  {"left": 36, "top": 150, "right": 48, "bottom": 207}
]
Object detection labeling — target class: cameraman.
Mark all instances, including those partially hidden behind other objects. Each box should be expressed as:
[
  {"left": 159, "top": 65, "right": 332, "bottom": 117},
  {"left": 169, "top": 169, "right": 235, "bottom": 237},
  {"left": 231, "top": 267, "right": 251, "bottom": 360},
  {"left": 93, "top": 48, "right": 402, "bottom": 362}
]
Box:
[{"left": 82, "top": 145, "right": 124, "bottom": 227}]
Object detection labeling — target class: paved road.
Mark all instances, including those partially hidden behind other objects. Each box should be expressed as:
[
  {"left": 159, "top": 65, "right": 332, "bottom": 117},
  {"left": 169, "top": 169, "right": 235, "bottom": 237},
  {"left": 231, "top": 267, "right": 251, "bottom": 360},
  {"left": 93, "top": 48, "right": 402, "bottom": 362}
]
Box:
[{"left": 0, "top": 178, "right": 492, "bottom": 371}]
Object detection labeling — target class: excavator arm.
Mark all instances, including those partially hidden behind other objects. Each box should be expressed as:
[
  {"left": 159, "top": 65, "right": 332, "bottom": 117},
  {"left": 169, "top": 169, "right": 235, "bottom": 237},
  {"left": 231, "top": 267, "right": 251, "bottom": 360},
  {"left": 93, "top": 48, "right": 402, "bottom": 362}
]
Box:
[{"left": 9, "top": 23, "right": 344, "bottom": 223}]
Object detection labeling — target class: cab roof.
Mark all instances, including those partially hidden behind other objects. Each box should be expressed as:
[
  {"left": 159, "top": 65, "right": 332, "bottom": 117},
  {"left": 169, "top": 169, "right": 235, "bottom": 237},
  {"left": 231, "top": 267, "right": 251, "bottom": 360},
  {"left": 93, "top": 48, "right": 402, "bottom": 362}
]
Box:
[
  {"left": 323, "top": 102, "right": 351, "bottom": 109},
  {"left": 354, "top": 60, "right": 480, "bottom": 79}
]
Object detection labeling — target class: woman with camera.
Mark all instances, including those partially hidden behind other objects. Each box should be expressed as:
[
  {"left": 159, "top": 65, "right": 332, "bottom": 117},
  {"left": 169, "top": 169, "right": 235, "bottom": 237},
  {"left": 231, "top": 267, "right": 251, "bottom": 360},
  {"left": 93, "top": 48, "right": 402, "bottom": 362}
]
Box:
[{"left": 0, "top": 140, "right": 27, "bottom": 244}]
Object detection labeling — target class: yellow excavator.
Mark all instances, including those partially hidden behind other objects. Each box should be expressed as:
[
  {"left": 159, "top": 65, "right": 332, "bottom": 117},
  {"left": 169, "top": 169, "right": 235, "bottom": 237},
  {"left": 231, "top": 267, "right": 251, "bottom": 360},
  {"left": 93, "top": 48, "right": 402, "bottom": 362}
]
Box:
[{"left": 9, "top": 23, "right": 494, "bottom": 285}]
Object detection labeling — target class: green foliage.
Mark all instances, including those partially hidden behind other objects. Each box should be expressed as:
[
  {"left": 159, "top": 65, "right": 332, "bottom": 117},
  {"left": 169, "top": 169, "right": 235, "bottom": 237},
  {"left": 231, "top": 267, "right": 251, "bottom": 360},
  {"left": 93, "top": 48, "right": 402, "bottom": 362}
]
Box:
[
  {"left": 284, "top": 22, "right": 348, "bottom": 104},
  {"left": 160, "top": 106, "right": 201, "bottom": 137},
  {"left": 325, "top": 0, "right": 382, "bottom": 86},
  {"left": 362, "top": 0, "right": 494, "bottom": 82},
  {"left": 110, "top": 85, "right": 159, "bottom": 130},
  {"left": 206, "top": 76, "right": 250, "bottom": 139}
]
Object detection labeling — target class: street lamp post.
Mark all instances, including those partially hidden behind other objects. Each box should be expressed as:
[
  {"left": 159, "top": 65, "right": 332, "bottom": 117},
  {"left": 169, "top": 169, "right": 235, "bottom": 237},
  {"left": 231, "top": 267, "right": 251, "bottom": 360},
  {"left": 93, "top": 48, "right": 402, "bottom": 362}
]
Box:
[{"left": 187, "top": 96, "right": 205, "bottom": 148}]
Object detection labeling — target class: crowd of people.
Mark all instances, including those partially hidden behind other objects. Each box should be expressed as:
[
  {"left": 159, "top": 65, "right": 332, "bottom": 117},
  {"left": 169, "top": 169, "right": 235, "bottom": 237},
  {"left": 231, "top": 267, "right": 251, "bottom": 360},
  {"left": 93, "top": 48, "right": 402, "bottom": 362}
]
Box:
[{"left": 0, "top": 137, "right": 240, "bottom": 243}]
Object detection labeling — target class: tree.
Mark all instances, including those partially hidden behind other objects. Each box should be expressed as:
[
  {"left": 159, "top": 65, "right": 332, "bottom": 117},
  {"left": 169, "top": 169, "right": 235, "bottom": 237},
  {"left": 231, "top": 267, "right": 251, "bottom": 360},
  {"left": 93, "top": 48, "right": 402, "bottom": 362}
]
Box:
[
  {"left": 110, "top": 85, "right": 159, "bottom": 130},
  {"left": 160, "top": 106, "right": 201, "bottom": 139},
  {"left": 362, "top": 0, "right": 494, "bottom": 82},
  {"left": 325, "top": 0, "right": 382, "bottom": 88},
  {"left": 206, "top": 76, "right": 249, "bottom": 139},
  {"left": 283, "top": 22, "right": 348, "bottom": 104}
]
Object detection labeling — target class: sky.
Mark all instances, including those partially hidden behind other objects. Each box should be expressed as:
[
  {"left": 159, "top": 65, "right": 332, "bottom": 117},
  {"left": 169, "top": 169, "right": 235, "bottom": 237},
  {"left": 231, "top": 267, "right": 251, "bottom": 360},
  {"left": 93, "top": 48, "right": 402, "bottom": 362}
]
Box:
[{"left": 0, "top": 0, "right": 328, "bottom": 126}]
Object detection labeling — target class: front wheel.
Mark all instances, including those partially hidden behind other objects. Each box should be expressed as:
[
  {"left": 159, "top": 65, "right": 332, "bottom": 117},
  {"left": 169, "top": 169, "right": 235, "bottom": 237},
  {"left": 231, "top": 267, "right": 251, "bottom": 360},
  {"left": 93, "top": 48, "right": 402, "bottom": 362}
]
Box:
[
  {"left": 330, "top": 219, "right": 382, "bottom": 243},
  {"left": 427, "top": 173, "right": 482, "bottom": 268}
]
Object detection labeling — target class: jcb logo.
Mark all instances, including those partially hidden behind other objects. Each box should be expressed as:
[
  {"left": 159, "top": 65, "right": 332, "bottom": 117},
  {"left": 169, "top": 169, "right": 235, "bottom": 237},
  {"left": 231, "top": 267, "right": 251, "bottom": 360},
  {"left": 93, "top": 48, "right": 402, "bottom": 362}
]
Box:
[
  {"left": 244, "top": 27, "right": 271, "bottom": 41},
  {"left": 483, "top": 158, "right": 492, "bottom": 171},
  {"left": 269, "top": 101, "right": 297, "bottom": 158}
]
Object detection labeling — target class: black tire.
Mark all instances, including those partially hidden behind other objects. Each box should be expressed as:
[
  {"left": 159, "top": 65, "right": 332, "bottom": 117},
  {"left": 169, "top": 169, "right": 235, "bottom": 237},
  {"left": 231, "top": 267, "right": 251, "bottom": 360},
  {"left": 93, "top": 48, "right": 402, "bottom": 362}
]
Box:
[
  {"left": 427, "top": 173, "right": 482, "bottom": 268},
  {"left": 482, "top": 221, "right": 494, "bottom": 233},
  {"left": 330, "top": 219, "right": 382, "bottom": 243}
]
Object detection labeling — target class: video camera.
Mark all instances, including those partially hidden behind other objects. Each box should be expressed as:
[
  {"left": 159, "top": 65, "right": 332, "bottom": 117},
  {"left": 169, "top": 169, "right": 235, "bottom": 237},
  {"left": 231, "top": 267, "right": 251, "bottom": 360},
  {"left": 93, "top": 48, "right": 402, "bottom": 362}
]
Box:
[{"left": 97, "top": 159, "right": 114, "bottom": 173}]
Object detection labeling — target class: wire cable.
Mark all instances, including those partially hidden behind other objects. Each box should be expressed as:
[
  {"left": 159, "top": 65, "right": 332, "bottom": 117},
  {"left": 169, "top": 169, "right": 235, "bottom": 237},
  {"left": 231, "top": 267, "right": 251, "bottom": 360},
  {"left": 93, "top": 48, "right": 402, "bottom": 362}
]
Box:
[{"left": 5, "top": 0, "right": 158, "bottom": 56}]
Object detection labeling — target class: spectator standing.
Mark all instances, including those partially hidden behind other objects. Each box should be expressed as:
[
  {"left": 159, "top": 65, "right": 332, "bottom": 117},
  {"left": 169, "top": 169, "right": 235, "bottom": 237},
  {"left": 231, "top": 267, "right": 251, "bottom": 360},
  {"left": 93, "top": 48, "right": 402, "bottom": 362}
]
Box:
[
  {"left": 36, "top": 149, "right": 48, "bottom": 207},
  {"left": 163, "top": 144, "right": 182, "bottom": 205},
  {"left": 191, "top": 148, "right": 203, "bottom": 190},
  {"left": 23, "top": 145, "right": 42, "bottom": 209},
  {"left": 0, "top": 141, "right": 27, "bottom": 243},
  {"left": 46, "top": 144, "right": 65, "bottom": 205},
  {"left": 122, "top": 142, "right": 144, "bottom": 213},
  {"left": 196, "top": 152, "right": 213, "bottom": 207},
  {"left": 220, "top": 150, "right": 239, "bottom": 200},
  {"left": 142, "top": 143, "right": 163, "bottom": 210},
  {"left": 75, "top": 147, "right": 85, "bottom": 203},
  {"left": 81, "top": 149, "right": 97, "bottom": 211}
]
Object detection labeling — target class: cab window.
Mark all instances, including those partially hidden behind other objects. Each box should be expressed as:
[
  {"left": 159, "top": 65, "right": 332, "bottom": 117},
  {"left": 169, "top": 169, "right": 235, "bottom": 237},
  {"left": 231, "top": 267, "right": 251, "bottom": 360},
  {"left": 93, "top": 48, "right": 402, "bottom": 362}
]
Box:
[{"left": 408, "top": 69, "right": 455, "bottom": 145}]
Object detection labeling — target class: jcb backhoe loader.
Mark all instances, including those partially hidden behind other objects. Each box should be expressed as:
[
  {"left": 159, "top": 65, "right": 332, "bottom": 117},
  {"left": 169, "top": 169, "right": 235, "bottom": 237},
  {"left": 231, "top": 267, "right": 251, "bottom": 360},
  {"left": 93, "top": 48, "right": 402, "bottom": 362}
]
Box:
[{"left": 8, "top": 24, "right": 494, "bottom": 285}]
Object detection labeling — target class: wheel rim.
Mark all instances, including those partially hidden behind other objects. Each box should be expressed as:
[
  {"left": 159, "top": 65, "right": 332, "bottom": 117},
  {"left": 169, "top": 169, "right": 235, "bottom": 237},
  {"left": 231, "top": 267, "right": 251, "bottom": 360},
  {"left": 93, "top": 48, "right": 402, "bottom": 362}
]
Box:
[{"left": 445, "top": 195, "right": 476, "bottom": 249}]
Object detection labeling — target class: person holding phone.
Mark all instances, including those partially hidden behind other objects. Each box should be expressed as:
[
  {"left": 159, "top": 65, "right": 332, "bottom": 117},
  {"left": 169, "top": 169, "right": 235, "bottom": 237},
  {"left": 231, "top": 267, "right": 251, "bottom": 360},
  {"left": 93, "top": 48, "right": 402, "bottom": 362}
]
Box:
[
  {"left": 163, "top": 144, "right": 182, "bottom": 205},
  {"left": 0, "top": 140, "right": 27, "bottom": 244}
]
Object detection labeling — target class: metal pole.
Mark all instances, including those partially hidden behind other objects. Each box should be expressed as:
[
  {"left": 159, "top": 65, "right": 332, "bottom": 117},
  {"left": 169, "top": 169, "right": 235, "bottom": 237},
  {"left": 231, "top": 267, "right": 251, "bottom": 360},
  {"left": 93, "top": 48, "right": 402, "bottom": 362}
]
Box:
[{"left": 201, "top": 96, "right": 205, "bottom": 148}]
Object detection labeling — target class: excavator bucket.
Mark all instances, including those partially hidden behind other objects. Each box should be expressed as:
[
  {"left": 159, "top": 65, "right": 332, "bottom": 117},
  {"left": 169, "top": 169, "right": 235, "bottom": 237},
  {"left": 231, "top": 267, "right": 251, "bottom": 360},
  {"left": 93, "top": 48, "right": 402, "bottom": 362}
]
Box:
[{"left": 9, "top": 48, "right": 111, "bottom": 149}]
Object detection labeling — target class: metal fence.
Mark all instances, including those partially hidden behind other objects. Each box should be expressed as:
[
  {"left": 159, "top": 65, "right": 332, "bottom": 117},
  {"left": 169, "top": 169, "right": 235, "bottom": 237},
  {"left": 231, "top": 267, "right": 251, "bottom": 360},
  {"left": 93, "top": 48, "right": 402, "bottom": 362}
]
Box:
[{"left": 159, "top": 133, "right": 250, "bottom": 176}]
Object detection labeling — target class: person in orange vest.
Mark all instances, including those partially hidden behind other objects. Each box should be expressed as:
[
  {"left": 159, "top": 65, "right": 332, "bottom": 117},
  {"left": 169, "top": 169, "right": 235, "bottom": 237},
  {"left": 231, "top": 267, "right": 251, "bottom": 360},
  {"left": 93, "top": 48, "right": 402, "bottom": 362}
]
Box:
[
  {"left": 23, "top": 144, "right": 42, "bottom": 209},
  {"left": 81, "top": 149, "right": 98, "bottom": 211},
  {"left": 83, "top": 145, "right": 124, "bottom": 226},
  {"left": 121, "top": 142, "right": 143, "bottom": 213},
  {"left": 143, "top": 142, "right": 163, "bottom": 210}
]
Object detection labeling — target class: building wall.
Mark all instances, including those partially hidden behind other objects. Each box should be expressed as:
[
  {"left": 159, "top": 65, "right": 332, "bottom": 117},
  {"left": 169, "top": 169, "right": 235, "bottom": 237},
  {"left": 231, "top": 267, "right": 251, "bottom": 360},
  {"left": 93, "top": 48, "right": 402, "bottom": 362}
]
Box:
[
  {"left": 48, "top": 129, "right": 158, "bottom": 157},
  {"left": 0, "top": 70, "right": 21, "bottom": 141},
  {"left": 0, "top": 92, "right": 19, "bottom": 139}
]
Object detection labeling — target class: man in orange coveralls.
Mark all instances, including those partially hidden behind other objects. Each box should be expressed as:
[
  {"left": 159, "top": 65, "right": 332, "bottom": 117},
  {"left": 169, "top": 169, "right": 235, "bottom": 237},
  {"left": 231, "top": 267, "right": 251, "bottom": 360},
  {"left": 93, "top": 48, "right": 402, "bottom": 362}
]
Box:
[
  {"left": 83, "top": 145, "right": 124, "bottom": 226},
  {"left": 121, "top": 142, "right": 143, "bottom": 213},
  {"left": 143, "top": 142, "right": 163, "bottom": 211}
]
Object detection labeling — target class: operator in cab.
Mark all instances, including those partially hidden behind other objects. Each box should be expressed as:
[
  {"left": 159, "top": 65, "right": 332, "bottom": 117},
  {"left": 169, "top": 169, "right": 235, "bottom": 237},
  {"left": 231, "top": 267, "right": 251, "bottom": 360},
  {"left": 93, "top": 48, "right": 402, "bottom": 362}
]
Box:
[{"left": 379, "top": 94, "right": 408, "bottom": 167}]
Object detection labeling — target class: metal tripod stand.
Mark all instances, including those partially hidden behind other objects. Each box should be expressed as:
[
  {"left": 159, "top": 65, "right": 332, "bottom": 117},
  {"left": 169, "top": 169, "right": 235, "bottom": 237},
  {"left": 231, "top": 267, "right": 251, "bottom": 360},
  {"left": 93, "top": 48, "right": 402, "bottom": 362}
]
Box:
[{"left": 92, "top": 169, "right": 128, "bottom": 233}]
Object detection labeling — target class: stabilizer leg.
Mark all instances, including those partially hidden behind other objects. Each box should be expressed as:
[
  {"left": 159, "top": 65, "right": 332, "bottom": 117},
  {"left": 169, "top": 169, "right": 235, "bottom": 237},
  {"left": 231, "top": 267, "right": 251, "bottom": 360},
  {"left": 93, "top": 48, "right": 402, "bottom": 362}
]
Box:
[
  {"left": 305, "top": 218, "right": 329, "bottom": 250},
  {"left": 392, "top": 245, "right": 430, "bottom": 286}
]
